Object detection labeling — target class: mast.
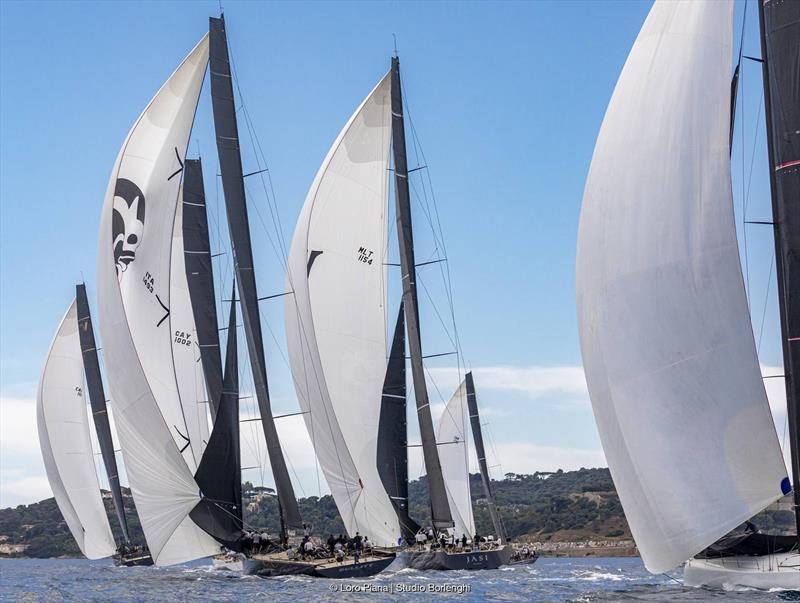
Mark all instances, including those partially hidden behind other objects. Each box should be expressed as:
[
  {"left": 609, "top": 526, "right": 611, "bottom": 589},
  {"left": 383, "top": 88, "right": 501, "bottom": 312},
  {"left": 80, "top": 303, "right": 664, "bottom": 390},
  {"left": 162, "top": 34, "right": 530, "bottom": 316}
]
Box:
[
  {"left": 757, "top": 0, "right": 800, "bottom": 540},
  {"left": 75, "top": 284, "right": 130, "bottom": 544},
  {"left": 377, "top": 302, "right": 420, "bottom": 542},
  {"left": 190, "top": 284, "right": 243, "bottom": 550},
  {"left": 464, "top": 372, "right": 504, "bottom": 542},
  {"left": 390, "top": 56, "right": 453, "bottom": 531},
  {"left": 183, "top": 158, "right": 223, "bottom": 418},
  {"left": 208, "top": 14, "right": 302, "bottom": 536}
]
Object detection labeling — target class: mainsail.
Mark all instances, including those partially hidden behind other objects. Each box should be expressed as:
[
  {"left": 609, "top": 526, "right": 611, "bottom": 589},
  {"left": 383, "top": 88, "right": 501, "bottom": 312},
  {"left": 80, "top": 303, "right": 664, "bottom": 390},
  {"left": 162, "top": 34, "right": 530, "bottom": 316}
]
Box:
[
  {"left": 182, "top": 158, "right": 223, "bottom": 418},
  {"left": 171, "top": 187, "right": 211, "bottom": 460},
  {"left": 96, "top": 34, "right": 221, "bottom": 565},
  {"left": 76, "top": 284, "right": 129, "bottom": 543},
  {"left": 758, "top": 0, "right": 800, "bottom": 541},
  {"left": 37, "top": 299, "right": 117, "bottom": 559},
  {"left": 576, "top": 0, "right": 789, "bottom": 573},
  {"left": 285, "top": 72, "right": 401, "bottom": 546},
  {"left": 437, "top": 379, "right": 476, "bottom": 541}
]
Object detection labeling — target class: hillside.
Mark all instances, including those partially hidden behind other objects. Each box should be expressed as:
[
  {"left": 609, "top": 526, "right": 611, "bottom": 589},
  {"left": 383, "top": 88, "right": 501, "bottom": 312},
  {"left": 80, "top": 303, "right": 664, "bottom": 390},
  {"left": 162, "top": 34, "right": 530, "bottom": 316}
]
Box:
[{"left": 1, "top": 468, "right": 794, "bottom": 558}]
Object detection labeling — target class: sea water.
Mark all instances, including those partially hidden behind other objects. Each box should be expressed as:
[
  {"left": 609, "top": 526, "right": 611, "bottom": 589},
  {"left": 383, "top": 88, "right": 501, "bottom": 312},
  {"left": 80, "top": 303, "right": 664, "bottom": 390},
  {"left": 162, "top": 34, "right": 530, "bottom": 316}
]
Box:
[{"left": 0, "top": 557, "right": 798, "bottom": 602}]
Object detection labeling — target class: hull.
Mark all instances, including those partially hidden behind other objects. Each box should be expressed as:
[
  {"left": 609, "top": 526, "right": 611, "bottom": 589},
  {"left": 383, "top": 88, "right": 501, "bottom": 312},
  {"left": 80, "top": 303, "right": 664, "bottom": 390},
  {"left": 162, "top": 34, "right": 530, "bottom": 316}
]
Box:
[
  {"left": 401, "top": 544, "right": 512, "bottom": 571},
  {"left": 244, "top": 551, "right": 395, "bottom": 578},
  {"left": 684, "top": 552, "right": 799, "bottom": 590},
  {"left": 212, "top": 554, "right": 245, "bottom": 572},
  {"left": 115, "top": 553, "right": 154, "bottom": 567}
]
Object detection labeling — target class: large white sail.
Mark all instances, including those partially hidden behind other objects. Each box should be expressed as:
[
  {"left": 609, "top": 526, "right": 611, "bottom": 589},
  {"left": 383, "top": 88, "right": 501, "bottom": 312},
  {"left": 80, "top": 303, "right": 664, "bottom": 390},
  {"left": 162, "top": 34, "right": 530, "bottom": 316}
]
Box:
[
  {"left": 170, "top": 191, "right": 211, "bottom": 461},
  {"left": 285, "top": 73, "right": 400, "bottom": 546},
  {"left": 96, "top": 35, "right": 220, "bottom": 565},
  {"left": 37, "top": 300, "right": 117, "bottom": 560},
  {"left": 437, "top": 380, "right": 476, "bottom": 541},
  {"left": 576, "top": 0, "right": 789, "bottom": 573}
]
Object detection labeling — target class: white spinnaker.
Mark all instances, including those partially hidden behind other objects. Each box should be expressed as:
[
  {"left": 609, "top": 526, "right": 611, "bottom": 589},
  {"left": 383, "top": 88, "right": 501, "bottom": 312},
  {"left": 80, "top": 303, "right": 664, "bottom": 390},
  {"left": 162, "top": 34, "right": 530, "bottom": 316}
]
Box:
[
  {"left": 576, "top": 0, "right": 789, "bottom": 574},
  {"left": 437, "top": 380, "right": 476, "bottom": 541},
  {"left": 285, "top": 73, "right": 400, "bottom": 546},
  {"left": 170, "top": 192, "right": 211, "bottom": 460},
  {"left": 37, "top": 300, "right": 117, "bottom": 560},
  {"left": 96, "top": 35, "right": 220, "bottom": 566}
]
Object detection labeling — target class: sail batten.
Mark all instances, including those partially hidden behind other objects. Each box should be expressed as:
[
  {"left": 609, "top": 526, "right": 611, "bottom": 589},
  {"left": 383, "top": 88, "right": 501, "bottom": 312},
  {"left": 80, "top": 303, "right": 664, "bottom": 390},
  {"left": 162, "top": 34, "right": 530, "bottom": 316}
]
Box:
[
  {"left": 285, "top": 72, "right": 401, "bottom": 546},
  {"left": 37, "top": 300, "right": 117, "bottom": 560},
  {"left": 576, "top": 0, "right": 788, "bottom": 573}
]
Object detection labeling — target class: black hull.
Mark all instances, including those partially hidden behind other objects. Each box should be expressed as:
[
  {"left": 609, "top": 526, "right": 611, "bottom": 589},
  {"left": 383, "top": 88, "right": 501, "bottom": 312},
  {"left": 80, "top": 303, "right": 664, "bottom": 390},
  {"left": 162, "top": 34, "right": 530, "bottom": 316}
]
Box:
[
  {"left": 508, "top": 555, "right": 539, "bottom": 567},
  {"left": 244, "top": 553, "right": 395, "bottom": 578},
  {"left": 402, "top": 545, "right": 512, "bottom": 571},
  {"left": 115, "top": 554, "right": 154, "bottom": 567}
]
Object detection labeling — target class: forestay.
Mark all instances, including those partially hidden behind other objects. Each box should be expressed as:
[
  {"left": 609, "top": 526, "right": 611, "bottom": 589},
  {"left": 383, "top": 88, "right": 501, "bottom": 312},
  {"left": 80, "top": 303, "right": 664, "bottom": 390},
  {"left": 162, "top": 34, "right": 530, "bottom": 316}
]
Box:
[
  {"left": 285, "top": 73, "right": 400, "bottom": 546},
  {"left": 96, "top": 35, "right": 220, "bottom": 565},
  {"left": 37, "top": 300, "right": 117, "bottom": 560},
  {"left": 437, "top": 380, "right": 476, "bottom": 541},
  {"left": 576, "top": 0, "right": 789, "bottom": 573}
]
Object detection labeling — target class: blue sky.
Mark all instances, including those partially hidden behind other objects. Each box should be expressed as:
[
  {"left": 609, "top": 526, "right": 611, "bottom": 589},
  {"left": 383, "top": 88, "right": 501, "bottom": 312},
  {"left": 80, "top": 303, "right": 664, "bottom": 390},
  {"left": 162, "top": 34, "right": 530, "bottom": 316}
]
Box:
[{"left": 0, "top": 0, "right": 787, "bottom": 507}]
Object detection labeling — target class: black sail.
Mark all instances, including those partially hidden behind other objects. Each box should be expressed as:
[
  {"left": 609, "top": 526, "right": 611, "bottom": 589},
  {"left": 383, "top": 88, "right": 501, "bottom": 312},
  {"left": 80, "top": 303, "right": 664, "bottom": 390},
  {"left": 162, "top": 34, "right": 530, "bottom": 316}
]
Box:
[
  {"left": 390, "top": 57, "right": 453, "bottom": 530},
  {"left": 183, "top": 158, "right": 223, "bottom": 418},
  {"left": 758, "top": 0, "right": 800, "bottom": 539},
  {"left": 376, "top": 302, "right": 420, "bottom": 542},
  {"left": 75, "top": 284, "right": 129, "bottom": 543},
  {"left": 465, "top": 372, "right": 505, "bottom": 542},
  {"left": 208, "top": 15, "right": 302, "bottom": 532},
  {"left": 190, "top": 286, "right": 243, "bottom": 550}
]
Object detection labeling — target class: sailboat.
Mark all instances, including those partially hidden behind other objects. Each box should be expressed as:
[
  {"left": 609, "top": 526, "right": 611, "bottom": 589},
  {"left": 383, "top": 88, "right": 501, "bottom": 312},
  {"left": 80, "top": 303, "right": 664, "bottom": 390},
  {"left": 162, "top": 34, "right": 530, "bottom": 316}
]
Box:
[
  {"left": 37, "top": 284, "right": 152, "bottom": 566},
  {"left": 284, "top": 56, "right": 512, "bottom": 571},
  {"left": 88, "top": 14, "right": 393, "bottom": 578},
  {"left": 576, "top": 0, "right": 799, "bottom": 590}
]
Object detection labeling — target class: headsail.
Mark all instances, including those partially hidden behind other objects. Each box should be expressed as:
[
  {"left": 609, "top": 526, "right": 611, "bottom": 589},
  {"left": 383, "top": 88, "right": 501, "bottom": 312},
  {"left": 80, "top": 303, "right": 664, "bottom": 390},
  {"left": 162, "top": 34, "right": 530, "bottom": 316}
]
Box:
[
  {"left": 37, "top": 299, "right": 117, "bottom": 559},
  {"left": 285, "top": 72, "right": 401, "bottom": 546},
  {"left": 437, "top": 379, "right": 476, "bottom": 541},
  {"left": 576, "top": 0, "right": 789, "bottom": 573},
  {"left": 96, "top": 34, "right": 220, "bottom": 565}
]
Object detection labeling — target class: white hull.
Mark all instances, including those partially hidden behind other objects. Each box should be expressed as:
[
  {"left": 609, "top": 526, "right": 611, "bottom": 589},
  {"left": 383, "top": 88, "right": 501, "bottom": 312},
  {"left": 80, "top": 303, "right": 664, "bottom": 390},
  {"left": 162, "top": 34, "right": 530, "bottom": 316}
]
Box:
[
  {"left": 684, "top": 552, "right": 800, "bottom": 590},
  {"left": 212, "top": 555, "right": 244, "bottom": 573}
]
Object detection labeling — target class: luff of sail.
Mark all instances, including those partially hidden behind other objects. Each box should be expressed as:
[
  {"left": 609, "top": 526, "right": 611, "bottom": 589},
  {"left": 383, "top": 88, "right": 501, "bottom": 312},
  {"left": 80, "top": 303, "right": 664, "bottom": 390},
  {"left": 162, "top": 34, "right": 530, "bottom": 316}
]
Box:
[
  {"left": 96, "top": 34, "right": 220, "bottom": 566},
  {"left": 576, "top": 0, "right": 789, "bottom": 574},
  {"left": 76, "top": 284, "right": 130, "bottom": 543},
  {"left": 37, "top": 299, "right": 117, "bottom": 559},
  {"left": 437, "top": 379, "right": 476, "bottom": 541},
  {"left": 285, "top": 72, "right": 401, "bottom": 546}
]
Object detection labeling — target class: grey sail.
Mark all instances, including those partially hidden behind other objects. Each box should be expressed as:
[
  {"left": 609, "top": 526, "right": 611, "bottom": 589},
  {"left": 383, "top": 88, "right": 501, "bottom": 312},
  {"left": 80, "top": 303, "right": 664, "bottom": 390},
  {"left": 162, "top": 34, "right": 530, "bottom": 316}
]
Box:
[
  {"left": 390, "top": 56, "right": 453, "bottom": 530},
  {"left": 190, "top": 284, "right": 243, "bottom": 550},
  {"left": 75, "top": 283, "right": 130, "bottom": 543},
  {"left": 465, "top": 372, "right": 504, "bottom": 541},
  {"left": 376, "top": 302, "right": 420, "bottom": 541},
  {"left": 208, "top": 15, "right": 302, "bottom": 532},
  {"left": 757, "top": 0, "right": 800, "bottom": 541},
  {"left": 182, "top": 158, "right": 223, "bottom": 418}
]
